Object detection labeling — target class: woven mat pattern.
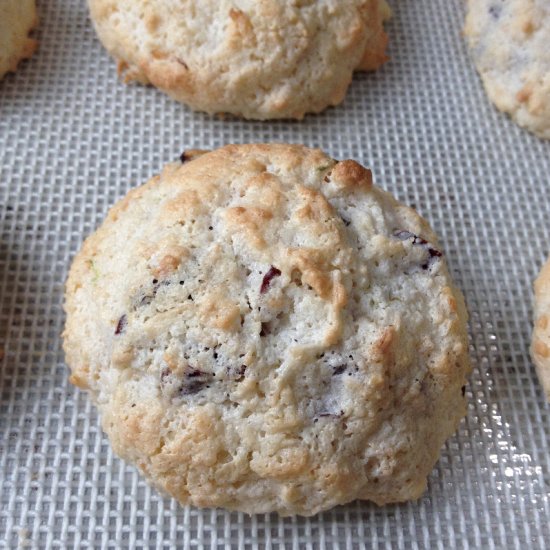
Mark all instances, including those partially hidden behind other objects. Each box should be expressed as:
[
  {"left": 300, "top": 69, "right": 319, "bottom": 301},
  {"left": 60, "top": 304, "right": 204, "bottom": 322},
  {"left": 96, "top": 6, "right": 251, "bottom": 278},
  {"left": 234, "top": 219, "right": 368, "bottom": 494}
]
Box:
[{"left": 0, "top": 1, "right": 549, "bottom": 547}]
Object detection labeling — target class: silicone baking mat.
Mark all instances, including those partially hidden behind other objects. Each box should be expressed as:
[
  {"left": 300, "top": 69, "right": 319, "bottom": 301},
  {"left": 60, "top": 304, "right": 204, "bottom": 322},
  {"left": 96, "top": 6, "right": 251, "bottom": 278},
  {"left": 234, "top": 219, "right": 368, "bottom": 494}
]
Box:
[{"left": 1, "top": 0, "right": 549, "bottom": 548}]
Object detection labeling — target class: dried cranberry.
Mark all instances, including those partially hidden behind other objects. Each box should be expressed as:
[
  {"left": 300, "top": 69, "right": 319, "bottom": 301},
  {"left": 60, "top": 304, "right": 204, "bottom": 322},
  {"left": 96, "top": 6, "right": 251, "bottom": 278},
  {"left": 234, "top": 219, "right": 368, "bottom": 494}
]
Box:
[
  {"left": 114, "top": 314, "right": 127, "bottom": 335},
  {"left": 393, "top": 229, "right": 442, "bottom": 270},
  {"left": 160, "top": 366, "right": 212, "bottom": 397},
  {"left": 259, "top": 322, "right": 270, "bottom": 337},
  {"left": 160, "top": 367, "right": 171, "bottom": 385},
  {"left": 182, "top": 368, "right": 212, "bottom": 395},
  {"left": 260, "top": 266, "right": 281, "bottom": 294},
  {"left": 135, "top": 279, "right": 165, "bottom": 308},
  {"left": 181, "top": 381, "right": 206, "bottom": 395},
  {"left": 236, "top": 365, "right": 247, "bottom": 380},
  {"left": 187, "top": 368, "right": 206, "bottom": 378},
  {"left": 318, "top": 410, "right": 344, "bottom": 419},
  {"left": 333, "top": 365, "right": 346, "bottom": 375}
]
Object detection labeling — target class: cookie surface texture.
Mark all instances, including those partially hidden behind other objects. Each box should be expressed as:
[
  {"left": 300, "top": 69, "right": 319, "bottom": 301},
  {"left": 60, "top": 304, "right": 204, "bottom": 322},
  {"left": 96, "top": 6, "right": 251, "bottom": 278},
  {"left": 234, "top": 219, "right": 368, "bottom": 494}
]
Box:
[
  {"left": 0, "top": 0, "right": 37, "bottom": 80},
  {"left": 531, "top": 257, "right": 550, "bottom": 401},
  {"left": 464, "top": 0, "right": 550, "bottom": 139},
  {"left": 63, "top": 144, "right": 471, "bottom": 516},
  {"left": 87, "top": 0, "right": 390, "bottom": 119}
]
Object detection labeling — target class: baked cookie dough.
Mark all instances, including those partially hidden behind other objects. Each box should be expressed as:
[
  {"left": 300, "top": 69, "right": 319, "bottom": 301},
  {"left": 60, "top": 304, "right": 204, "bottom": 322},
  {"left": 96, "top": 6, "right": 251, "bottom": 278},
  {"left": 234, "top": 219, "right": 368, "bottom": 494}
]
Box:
[
  {"left": 0, "top": 0, "right": 37, "bottom": 80},
  {"left": 464, "top": 0, "right": 550, "bottom": 139},
  {"left": 63, "top": 144, "right": 471, "bottom": 516},
  {"left": 531, "top": 257, "right": 550, "bottom": 401},
  {"left": 87, "top": 0, "right": 391, "bottom": 119}
]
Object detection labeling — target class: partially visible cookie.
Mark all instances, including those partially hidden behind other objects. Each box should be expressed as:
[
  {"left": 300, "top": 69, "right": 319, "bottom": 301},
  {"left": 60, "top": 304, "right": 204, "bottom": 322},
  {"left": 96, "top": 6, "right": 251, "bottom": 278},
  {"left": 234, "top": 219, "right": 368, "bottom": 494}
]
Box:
[
  {"left": 0, "top": 0, "right": 37, "bottom": 81},
  {"left": 464, "top": 0, "right": 550, "bottom": 139},
  {"left": 87, "top": 0, "right": 391, "bottom": 120},
  {"left": 531, "top": 257, "right": 550, "bottom": 401},
  {"left": 63, "top": 143, "right": 471, "bottom": 516}
]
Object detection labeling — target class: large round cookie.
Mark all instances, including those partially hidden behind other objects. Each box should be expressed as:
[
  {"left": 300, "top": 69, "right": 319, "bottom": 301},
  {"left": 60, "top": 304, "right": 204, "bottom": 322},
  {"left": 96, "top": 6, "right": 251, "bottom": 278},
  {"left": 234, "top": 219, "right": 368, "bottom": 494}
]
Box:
[
  {"left": 464, "top": 0, "right": 550, "bottom": 139},
  {"left": 0, "top": 0, "right": 37, "bottom": 81},
  {"left": 531, "top": 257, "right": 550, "bottom": 401},
  {"left": 87, "top": 0, "right": 391, "bottom": 120},
  {"left": 63, "top": 144, "right": 471, "bottom": 516}
]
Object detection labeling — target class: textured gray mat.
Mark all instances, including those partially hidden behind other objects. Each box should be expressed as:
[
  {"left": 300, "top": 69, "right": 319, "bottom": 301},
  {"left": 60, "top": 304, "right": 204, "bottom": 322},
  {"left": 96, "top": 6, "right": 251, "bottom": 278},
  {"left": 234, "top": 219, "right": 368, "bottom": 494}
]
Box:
[{"left": 1, "top": 0, "right": 549, "bottom": 548}]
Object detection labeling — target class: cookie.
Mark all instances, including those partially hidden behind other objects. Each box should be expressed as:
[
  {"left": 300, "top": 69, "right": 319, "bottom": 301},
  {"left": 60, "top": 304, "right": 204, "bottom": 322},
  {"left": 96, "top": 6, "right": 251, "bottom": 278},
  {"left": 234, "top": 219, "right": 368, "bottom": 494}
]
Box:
[
  {"left": 0, "top": 0, "right": 37, "bottom": 81},
  {"left": 63, "top": 144, "right": 471, "bottom": 516},
  {"left": 531, "top": 257, "right": 550, "bottom": 401},
  {"left": 87, "top": 0, "right": 391, "bottom": 120},
  {"left": 464, "top": 0, "right": 550, "bottom": 139}
]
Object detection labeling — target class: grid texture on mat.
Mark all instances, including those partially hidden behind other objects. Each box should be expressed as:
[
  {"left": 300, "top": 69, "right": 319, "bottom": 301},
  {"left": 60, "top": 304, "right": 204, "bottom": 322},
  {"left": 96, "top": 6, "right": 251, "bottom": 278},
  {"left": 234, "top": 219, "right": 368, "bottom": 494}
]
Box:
[{"left": 0, "top": 0, "right": 549, "bottom": 548}]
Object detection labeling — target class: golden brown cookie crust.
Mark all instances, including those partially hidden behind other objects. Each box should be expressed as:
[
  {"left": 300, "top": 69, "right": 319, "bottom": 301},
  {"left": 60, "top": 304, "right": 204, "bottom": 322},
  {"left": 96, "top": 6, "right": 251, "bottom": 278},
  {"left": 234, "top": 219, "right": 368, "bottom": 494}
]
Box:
[
  {"left": 64, "top": 144, "right": 471, "bottom": 515},
  {"left": 88, "top": 0, "right": 391, "bottom": 119},
  {"left": 464, "top": 0, "right": 550, "bottom": 139},
  {"left": 531, "top": 257, "right": 550, "bottom": 401},
  {"left": 0, "top": 0, "right": 37, "bottom": 80}
]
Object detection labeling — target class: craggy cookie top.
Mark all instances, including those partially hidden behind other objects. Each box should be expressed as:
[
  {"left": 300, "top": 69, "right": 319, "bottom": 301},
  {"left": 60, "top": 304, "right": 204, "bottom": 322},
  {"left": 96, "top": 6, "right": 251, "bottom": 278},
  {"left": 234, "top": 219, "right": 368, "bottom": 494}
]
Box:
[
  {"left": 531, "top": 257, "right": 550, "bottom": 401},
  {"left": 0, "top": 0, "right": 37, "bottom": 80},
  {"left": 464, "top": 0, "right": 550, "bottom": 139},
  {"left": 63, "top": 144, "right": 470, "bottom": 516},
  {"left": 87, "top": 0, "right": 390, "bottom": 119}
]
